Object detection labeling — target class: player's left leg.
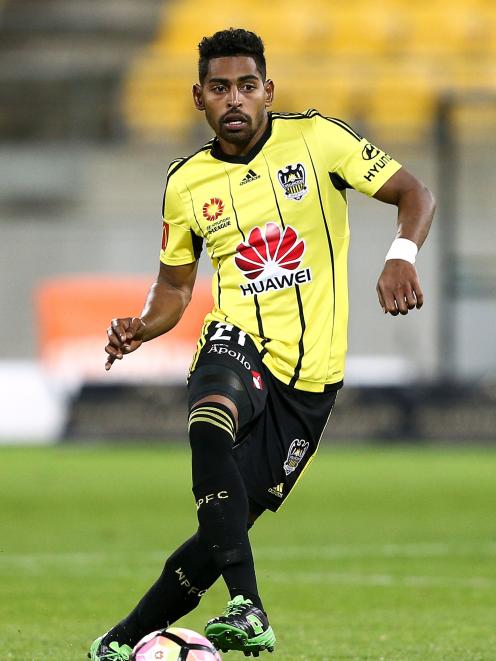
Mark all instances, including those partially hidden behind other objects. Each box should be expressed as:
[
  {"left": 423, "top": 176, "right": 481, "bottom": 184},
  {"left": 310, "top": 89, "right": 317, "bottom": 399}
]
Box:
[
  {"left": 89, "top": 512, "right": 263, "bottom": 660},
  {"left": 89, "top": 532, "right": 218, "bottom": 660},
  {"left": 204, "top": 375, "right": 338, "bottom": 655}
]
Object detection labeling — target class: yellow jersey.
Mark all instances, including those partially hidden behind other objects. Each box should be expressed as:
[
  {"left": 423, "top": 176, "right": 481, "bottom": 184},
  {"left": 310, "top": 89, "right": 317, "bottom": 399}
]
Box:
[{"left": 160, "top": 110, "right": 401, "bottom": 392}]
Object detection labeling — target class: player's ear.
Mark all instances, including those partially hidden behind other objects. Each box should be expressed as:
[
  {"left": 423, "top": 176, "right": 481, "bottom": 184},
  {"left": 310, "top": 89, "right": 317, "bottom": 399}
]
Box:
[
  {"left": 192, "top": 83, "right": 205, "bottom": 111},
  {"left": 264, "top": 79, "right": 274, "bottom": 108}
]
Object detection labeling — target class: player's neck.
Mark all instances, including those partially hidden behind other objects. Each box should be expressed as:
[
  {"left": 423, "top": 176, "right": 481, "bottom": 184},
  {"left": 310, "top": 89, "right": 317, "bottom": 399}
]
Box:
[{"left": 216, "top": 114, "right": 270, "bottom": 157}]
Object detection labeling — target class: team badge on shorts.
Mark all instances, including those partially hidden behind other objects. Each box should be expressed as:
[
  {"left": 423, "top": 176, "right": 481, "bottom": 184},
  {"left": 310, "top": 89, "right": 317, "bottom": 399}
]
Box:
[
  {"left": 283, "top": 438, "right": 310, "bottom": 475},
  {"left": 277, "top": 163, "right": 308, "bottom": 201}
]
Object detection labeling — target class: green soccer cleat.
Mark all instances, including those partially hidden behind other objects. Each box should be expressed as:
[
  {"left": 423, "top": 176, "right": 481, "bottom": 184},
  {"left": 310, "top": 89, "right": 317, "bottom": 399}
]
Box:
[
  {"left": 205, "top": 595, "right": 276, "bottom": 656},
  {"left": 88, "top": 634, "right": 133, "bottom": 661}
]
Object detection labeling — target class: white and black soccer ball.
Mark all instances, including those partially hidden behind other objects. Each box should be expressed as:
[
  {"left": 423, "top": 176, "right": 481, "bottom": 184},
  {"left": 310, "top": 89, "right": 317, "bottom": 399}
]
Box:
[{"left": 131, "top": 627, "right": 222, "bottom": 661}]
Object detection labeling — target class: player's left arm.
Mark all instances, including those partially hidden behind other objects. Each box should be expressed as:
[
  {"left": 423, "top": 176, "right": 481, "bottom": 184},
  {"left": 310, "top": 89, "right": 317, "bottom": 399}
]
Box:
[{"left": 373, "top": 167, "right": 436, "bottom": 316}]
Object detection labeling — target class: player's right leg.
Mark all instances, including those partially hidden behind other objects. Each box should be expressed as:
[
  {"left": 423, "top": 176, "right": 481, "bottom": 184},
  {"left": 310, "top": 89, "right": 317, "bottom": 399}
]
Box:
[
  {"left": 187, "top": 325, "right": 275, "bottom": 655},
  {"left": 188, "top": 389, "right": 275, "bottom": 655},
  {"left": 188, "top": 392, "right": 262, "bottom": 608}
]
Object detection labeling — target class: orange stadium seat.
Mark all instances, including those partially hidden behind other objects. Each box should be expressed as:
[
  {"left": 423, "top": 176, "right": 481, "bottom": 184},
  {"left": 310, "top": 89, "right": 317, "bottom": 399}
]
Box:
[{"left": 35, "top": 275, "right": 213, "bottom": 383}]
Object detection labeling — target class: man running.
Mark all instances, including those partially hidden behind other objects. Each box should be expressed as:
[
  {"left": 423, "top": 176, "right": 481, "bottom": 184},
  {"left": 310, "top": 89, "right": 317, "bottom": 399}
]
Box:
[{"left": 90, "top": 27, "right": 435, "bottom": 660}]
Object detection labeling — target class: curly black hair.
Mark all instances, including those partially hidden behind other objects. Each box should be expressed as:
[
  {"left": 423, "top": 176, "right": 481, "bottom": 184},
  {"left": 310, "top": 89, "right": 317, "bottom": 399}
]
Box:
[{"left": 198, "top": 28, "right": 266, "bottom": 83}]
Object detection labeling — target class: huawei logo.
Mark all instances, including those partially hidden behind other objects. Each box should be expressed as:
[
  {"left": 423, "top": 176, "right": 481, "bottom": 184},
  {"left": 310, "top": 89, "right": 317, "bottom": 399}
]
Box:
[
  {"left": 203, "top": 197, "right": 224, "bottom": 222},
  {"left": 235, "top": 223, "right": 305, "bottom": 280}
]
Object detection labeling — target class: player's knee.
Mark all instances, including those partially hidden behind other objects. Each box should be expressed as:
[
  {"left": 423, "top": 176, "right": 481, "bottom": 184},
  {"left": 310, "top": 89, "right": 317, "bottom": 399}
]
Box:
[
  {"left": 190, "top": 394, "right": 239, "bottom": 431},
  {"left": 188, "top": 365, "right": 253, "bottom": 430}
]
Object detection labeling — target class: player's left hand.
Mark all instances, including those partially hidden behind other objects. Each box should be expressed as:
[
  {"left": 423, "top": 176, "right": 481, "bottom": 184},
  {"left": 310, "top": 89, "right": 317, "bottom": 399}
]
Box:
[{"left": 376, "top": 259, "right": 424, "bottom": 316}]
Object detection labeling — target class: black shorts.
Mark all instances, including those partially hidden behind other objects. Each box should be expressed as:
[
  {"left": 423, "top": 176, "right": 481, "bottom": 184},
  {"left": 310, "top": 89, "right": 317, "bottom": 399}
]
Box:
[{"left": 188, "top": 321, "right": 337, "bottom": 512}]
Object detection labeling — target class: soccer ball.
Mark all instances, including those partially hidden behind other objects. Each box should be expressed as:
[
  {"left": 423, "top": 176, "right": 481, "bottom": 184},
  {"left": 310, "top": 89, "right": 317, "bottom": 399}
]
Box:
[{"left": 131, "top": 627, "right": 222, "bottom": 661}]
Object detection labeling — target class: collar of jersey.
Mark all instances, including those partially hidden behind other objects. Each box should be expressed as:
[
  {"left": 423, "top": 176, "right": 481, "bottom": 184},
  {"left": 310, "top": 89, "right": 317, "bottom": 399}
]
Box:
[{"left": 210, "top": 113, "right": 273, "bottom": 164}]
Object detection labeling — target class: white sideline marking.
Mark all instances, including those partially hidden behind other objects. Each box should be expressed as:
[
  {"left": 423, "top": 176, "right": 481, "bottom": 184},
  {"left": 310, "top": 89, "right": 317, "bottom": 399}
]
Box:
[
  {"left": 256, "top": 541, "right": 496, "bottom": 559},
  {"left": 264, "top": 571, "right": 496, "bottom": 589},
  {"left": 2, "top": 550, "right": 494, "bottom": 589},
  {"left": 1, "top": 541, "right": 495, "bottom": 570}
]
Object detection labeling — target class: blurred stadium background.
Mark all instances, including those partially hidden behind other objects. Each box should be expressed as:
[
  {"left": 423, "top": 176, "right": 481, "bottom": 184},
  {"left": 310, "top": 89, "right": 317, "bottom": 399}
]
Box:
[
  {"left": 2, "top": 3, "right": 496, "bottom": 660},
  {"left": 0, "top": 0, "right": 495, "bottom": 443}
]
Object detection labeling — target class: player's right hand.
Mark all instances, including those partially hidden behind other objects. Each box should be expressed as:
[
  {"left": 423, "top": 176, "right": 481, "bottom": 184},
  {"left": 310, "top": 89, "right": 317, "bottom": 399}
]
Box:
[{"left": 105, "top": 317, "right": 146, "bottom": 370}]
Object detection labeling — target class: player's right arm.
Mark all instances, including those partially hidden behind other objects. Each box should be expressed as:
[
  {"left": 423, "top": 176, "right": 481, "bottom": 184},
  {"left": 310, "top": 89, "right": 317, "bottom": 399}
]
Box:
[{"left": 104, "top": 260, "right": 198, "bottom": 370}]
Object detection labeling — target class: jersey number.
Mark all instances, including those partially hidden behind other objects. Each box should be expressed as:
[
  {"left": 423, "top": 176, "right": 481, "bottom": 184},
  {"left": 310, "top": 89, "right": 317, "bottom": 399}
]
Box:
[{"left": 210, "top": 323, "right": 246, "bottom": 346}]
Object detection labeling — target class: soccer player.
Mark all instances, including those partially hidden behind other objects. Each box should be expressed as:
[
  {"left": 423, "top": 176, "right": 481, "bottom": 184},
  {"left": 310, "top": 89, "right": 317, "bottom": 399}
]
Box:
[{"left": 90, "top": 28, "right": 435, "bottom": 660}]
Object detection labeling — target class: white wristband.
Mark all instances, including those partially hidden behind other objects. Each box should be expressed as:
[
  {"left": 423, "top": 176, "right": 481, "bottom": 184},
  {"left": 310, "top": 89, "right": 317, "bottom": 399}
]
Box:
[{"left": 385, "top": 238, "right": 418, "bottom": 264}]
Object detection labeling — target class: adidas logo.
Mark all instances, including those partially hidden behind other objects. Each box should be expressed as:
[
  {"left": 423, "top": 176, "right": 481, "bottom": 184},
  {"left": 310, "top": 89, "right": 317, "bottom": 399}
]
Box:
[
  {"left": 268, "top": 483, "right": 284, "bottom": 498},
  {"left": 240, "top": 169, "right": 260, "bottom": 186}
]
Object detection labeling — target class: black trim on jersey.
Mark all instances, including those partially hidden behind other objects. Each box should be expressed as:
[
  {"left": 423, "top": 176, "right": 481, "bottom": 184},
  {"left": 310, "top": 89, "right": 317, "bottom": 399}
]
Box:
[
  {"left": 162, "top": 156, "right": 188, "bottom": 216},
  {"left": 186, "top": 186, "right": 207, "bottom": 241},
  {"left": 307, "top": 110, "right": 362, "bottom": 141},
  {"left": 225, "top": 169, "right": 245, "bottom": 241},
  {"left": 162, "top": 141, "right": 212, "bottom": 223},
  {"left": 191, "top": 232, "right": 203, "bottom": 259},
  {"left": 323, "top": 116, "right": 362, "bottom": 141},
  {"left": 301, "top": 131, "right": 337, "bottom": 350},
  {"left": 329, "top": 172, "right": 352, "bottom": 191},
  {"left": 262, "top": 152, "right": 285, "bottom": 230},
  {"left": 161, "top": 189, "right": 166, "bottom": 218},
  {"left": 217, "top": 268, "right": 221, "bottom": 308},
  {"left": 210, "top": 115, "right": 272, "bottom": 164},
  {"left": 185, "top": 185, "right": 205, "bottom": 259},
  {"left": 167, "top": 140, "right": 214, "bottom": 180},
  {"left": 271, "top": 109, "right": 318, "bottom": 120},
  {"left": 272, "top": 109, "right": 362, "bottom": 142},
  {"left": 289, "top": 285, "right": 306, "bottom": 388},
  {"left": 263, "top": 150, "right": 307, "bottom": 385},
  {"left": 253, "top": 295, "right": 268, "bottom": 350},
  {"left": 334, "top": 118, "right": 362, "bottom": 140}
]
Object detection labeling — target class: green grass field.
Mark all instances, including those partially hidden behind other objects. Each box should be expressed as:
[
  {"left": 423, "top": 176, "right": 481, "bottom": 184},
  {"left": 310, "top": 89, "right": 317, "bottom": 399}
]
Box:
[{"left": 1, "top": 444, "right": 495, "bottom": 660}]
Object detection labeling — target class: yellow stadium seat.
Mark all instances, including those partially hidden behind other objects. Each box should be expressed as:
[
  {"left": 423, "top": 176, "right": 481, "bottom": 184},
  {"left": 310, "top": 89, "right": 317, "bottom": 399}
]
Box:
[{"left": 121, "top": 0, "right": 496, "bottom": 142}]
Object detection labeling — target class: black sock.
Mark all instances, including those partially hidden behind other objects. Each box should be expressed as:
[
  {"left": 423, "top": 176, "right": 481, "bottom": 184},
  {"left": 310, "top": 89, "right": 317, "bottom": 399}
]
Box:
[
  {"left": 105, "top": 531, "right": 220, "bottom": 648},
  {"left": 189, "top": 402, "right": 263, "bottom": 610}
]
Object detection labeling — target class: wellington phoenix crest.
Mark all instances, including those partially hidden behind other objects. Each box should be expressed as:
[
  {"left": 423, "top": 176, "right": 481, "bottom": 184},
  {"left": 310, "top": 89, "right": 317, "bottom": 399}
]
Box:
[
  {"left": 283, "top": 438, "right": 310, "bottom": 476},
  {"left": 277, "top": 163, "right": 308, "bottom": 201},
  {"left": 234, "top": 222, "right": 312, "bottom": 296}
]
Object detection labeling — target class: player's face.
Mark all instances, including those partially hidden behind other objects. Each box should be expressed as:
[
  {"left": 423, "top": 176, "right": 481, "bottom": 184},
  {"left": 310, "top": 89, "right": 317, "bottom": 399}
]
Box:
[{"left": 193, "top": 56, "right": 274, "bottom": 155}]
